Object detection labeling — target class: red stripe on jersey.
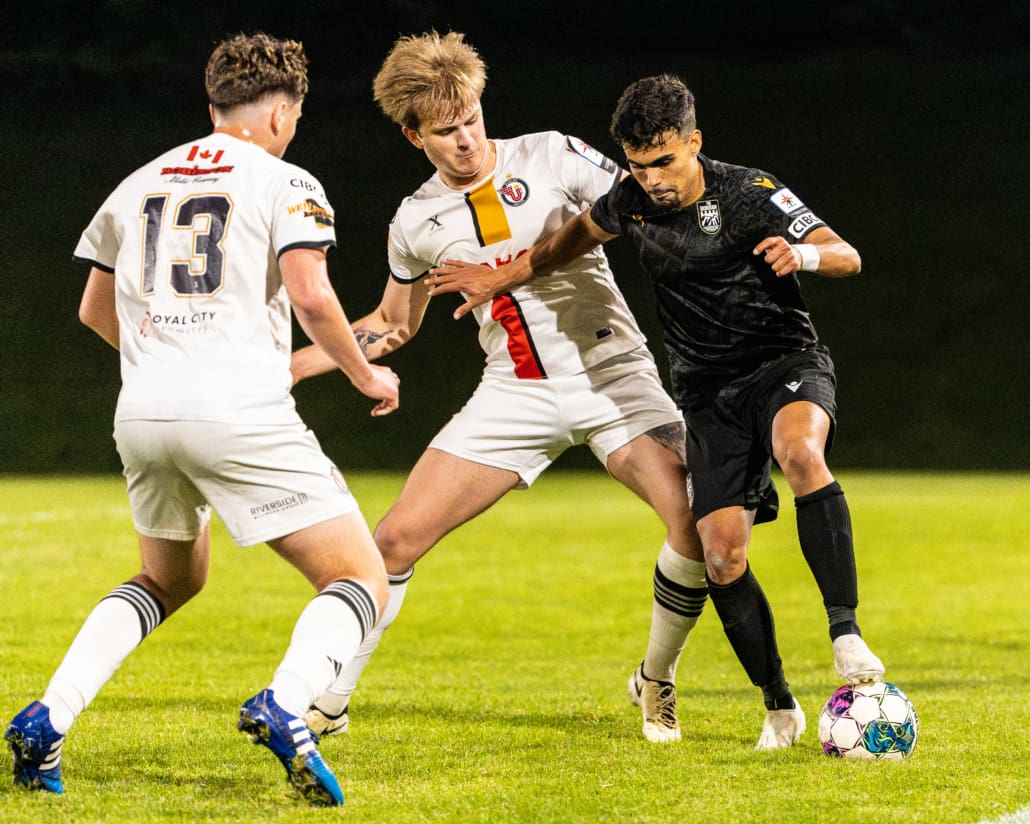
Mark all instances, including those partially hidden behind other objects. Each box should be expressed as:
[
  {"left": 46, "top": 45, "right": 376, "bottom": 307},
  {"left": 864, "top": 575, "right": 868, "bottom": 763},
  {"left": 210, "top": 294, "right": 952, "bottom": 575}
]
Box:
[{"left": 490, "top": 293, "right": 546, "bottom": 379}]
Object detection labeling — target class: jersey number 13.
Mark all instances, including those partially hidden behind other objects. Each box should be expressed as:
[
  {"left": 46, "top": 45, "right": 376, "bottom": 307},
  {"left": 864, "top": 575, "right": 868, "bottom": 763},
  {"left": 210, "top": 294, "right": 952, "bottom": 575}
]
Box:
[{"left": 139, "top": 194, "right": 233, "bottom": 297}]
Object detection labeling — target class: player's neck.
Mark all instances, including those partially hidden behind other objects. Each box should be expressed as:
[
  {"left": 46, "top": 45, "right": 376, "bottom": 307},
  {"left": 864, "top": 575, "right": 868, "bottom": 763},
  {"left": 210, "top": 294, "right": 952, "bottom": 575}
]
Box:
[
  {"left": 212, "top": 124, "right": 256, "bottom": 143},
  {"left": 680, "top": 163, "right": 706, "bottom": 207}
]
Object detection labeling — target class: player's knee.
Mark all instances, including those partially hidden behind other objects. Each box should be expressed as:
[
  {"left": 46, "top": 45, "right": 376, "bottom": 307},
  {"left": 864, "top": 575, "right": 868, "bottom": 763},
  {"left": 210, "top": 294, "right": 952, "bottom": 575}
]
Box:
[
  {"left": 775, "top": 439, "right": 827, "bottom": 484},
  {"left": 696, "top": 520, "right": 748, "bottom": 583},
  {"left": 372, "top": 518, "right": 428, "bottom": 572},
  {"left": 702, "top": 545, "right": 748, "bottom": 584},
  {"left": 134, "top": 570, "right": 205, "bottom": 614}
]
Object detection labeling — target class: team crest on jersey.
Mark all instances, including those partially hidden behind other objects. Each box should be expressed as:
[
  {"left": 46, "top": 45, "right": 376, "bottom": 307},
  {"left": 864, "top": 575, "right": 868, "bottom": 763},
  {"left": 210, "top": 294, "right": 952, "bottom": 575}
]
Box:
[
  {"left": 751, "top": 175, "right": 777, "bottom": 189},
  {"left": 770, "top": 187, "right": 806, "bottom": 215},
  {"left": 697, "top": 199, "right": 722, "bottom": 234},
  {"left": 498, "top": 177, "right": 530, "bottom": 206}
]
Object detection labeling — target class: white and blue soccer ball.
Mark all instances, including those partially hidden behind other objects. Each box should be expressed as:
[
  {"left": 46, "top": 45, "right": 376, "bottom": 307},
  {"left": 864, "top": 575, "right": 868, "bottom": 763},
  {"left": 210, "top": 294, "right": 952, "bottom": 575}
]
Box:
[{"left": 818, "top": 681, "right": 919, "bottom": 760}]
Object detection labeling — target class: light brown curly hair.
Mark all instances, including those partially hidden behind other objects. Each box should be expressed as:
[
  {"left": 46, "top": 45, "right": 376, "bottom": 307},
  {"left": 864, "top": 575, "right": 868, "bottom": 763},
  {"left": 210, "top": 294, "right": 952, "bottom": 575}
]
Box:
[{"left": 205, "top": 32, "right": 309, "bottom": 111}]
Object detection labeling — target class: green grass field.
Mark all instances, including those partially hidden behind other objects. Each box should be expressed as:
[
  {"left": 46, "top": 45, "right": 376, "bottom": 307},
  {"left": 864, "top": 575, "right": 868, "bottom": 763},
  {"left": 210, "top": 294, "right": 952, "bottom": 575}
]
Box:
[{"left": 1, "top": 471, "right": 1028, "bottom": 823}]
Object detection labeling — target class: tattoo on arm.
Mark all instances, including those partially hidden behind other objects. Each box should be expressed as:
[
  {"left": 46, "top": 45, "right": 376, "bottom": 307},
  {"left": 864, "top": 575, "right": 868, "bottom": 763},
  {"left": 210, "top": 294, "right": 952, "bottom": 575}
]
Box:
[
  {"left": 354, "top": 326, "right": 393, "bottom": 357},
  {"left": 646, "top": 421, "right": 687, "bottom": 465}
]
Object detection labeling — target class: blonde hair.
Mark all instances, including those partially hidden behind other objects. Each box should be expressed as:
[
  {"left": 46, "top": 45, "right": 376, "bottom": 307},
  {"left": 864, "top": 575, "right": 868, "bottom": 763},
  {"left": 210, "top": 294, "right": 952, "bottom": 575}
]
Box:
[
  {"left": 373, "top": 31, "right": 487, "bottom": 130},
  {"left": 205, "top": 32, "right": 308, "bottom": 111}
]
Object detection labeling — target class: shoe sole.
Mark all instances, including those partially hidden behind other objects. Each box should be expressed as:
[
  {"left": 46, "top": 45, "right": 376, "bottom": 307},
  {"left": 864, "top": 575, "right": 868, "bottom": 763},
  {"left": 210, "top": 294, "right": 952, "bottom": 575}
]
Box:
[
  {"left": 842, "top": 669, "right": 885, "bottom": 685},
  {"left": 239, "top": 711, "right": 342, "bottom": 807},
  {"left": 6, "top": 731, "right": 62, "bottom": 794}
]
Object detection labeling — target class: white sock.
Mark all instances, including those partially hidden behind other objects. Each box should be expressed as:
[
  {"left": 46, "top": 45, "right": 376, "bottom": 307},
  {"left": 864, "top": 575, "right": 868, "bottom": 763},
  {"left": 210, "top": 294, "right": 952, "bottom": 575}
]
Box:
[
  {"left": 642, "top": 541, "right": 708, "bottom": 682},
  {"left": 310, "top": 569, "right": 412, "bottom": 717},
  {"left": 42, "top": 582, "right": 164, "bottom": 734},
  {"left": 270, "top": 578, "right": 380, "bottom": 717}
]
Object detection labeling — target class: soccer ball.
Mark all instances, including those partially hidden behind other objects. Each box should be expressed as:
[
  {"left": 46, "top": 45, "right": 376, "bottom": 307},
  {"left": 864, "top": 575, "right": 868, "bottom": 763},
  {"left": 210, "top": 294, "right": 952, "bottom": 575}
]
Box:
[{"left": 818, "top": 681, "right": 919, "bottom": 760}]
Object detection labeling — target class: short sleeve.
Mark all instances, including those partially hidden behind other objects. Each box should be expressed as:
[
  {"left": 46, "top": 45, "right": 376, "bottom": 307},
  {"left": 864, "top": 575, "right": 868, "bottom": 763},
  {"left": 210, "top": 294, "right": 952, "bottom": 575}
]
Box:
[
  {"left": 552, "top": 134, "right": 620, "bottom": 206},
  {"left": 270, "top": 168, "right": 337, "bottom": 257},
  {"left": 386, "top": 208, "right": 427, "bottom": 283}
]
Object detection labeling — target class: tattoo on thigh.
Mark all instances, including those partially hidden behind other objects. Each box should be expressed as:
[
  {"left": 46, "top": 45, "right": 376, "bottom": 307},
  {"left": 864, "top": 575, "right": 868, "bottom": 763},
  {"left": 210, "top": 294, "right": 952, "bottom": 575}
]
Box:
[{"left": 646, "top": 422, "right": 687, "bottom": 464}]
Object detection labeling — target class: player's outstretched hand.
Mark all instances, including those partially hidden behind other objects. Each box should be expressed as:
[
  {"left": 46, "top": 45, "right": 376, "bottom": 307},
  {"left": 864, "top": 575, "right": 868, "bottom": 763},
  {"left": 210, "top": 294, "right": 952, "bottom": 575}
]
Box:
[
  {"left": 426, "top": 258, "right": 529, "bottom": 320},
  {"left": 353, "top": 363, "right": 400, "bottom": 417}
]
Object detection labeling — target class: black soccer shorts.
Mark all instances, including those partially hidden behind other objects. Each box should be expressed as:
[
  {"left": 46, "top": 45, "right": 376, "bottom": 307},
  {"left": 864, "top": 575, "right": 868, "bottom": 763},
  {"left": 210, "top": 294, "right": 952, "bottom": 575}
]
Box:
[{"left": 682, "top": 347, "right": 838, "bottom": 524}]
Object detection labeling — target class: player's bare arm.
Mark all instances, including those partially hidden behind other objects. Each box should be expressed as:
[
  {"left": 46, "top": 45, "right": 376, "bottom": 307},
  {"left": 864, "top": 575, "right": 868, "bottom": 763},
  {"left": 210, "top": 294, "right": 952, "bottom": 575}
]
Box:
[
  {"left": 281, "top": 246, "right": 400, "bottom": 416},
  {"left": 753, "top": 225, "right": 861, "bottom": 278},
  {"left": 79, "top": 268, "right": 120, "bottom": 349},
  {"left": 427, "top": 209, "right": 618, "bottom": 319},
  {"left": 354, "top": 276, "right": 433, "bottom": 359},
  {"left": 291, "top": 275, "right": 431, "bottom": 385}
]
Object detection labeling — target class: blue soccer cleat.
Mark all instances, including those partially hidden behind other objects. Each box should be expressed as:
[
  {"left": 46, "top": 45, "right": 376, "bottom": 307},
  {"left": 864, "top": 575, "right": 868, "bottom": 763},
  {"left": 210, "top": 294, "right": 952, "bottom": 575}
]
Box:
[
  {"left": 238, "top": 689, "right": 344, "bottom": 807},
  {"left": 6, "top": 701, "right": 65, "bottom": 794}
]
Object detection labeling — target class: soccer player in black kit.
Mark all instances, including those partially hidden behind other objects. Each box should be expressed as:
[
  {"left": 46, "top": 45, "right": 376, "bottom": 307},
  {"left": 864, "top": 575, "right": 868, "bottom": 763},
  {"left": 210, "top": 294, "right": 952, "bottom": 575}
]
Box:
[{"left": 427, "top": 73, "right": 885, "bottom": 750}]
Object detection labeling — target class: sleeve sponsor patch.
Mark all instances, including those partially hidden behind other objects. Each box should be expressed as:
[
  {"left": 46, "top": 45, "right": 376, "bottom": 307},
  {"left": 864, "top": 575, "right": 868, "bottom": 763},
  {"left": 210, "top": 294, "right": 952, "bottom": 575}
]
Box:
[
  {"left": 285, "top": 198, "right": 335, "bottom": 228},
  {"left": 565, "top": 136, "right": 618, "bottom": 173},
  {"left": 769, "top": 187, "right": 806, "bottom": 215},
  {"left": 787, "top": 212, "right": 824, "bottom": 239}
]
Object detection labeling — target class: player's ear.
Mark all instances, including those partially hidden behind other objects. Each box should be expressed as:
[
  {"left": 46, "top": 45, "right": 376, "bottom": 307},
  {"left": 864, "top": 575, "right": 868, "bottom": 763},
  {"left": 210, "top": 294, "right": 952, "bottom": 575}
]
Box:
[
  {"left": 270, "top": 100, "right": 288, "bottom": 136},
  {"left": 402, "top": 126, "right": 424, "bottom": 150},
  {"left": 208, "top": 103, "right": 217, "bottom": 126}
]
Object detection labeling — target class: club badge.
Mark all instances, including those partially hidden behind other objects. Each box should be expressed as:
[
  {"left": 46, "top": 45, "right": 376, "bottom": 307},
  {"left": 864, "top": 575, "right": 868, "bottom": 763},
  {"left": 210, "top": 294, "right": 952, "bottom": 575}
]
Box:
[
  {"left": 697, "top": 199, "right": 722, "bottom": 234},
  {"left": 498, "top": 177, "right": 530, "bottom": 207}
]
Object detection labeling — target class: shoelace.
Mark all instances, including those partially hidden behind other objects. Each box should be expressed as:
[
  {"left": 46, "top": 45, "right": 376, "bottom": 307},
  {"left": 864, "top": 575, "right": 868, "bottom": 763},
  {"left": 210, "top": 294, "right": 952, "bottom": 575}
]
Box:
[{"left": 649, "top": 684, "right": 678, "bottom": 725}]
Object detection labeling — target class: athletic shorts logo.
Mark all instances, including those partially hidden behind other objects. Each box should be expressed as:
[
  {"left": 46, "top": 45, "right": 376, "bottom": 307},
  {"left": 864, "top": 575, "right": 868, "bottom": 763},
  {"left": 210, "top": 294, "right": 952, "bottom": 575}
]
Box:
[
  {"left": 697, "top": 199, "right": 722, "bottom": 234},
  {"left": 498, "top": 177, "right": 530, "bottom": 207},
  {"left": 785, "top": 379, "right": 804, "bottom": 393},
  {"left": 250, "top": 492, "right": 309, "bottom": 519},
  {"left": 331, "top": 465, "right": 349, "bottom": 495}
]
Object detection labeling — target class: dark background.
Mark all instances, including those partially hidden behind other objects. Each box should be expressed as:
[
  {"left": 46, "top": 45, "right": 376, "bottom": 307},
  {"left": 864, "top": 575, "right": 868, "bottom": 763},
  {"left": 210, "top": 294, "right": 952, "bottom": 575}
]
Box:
[{"left": 2, "top": 1, "right": 1027, "bottom": 473}]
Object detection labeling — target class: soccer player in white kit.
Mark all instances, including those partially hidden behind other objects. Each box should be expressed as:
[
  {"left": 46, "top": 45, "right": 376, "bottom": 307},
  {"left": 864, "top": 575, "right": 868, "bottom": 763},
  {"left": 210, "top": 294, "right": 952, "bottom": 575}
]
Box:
[
  {"left": 293, "top": 31, "right": 708, "bottom": 744},
  {"left": 4, "top": 33, "right": 398, "bottom": 807}
]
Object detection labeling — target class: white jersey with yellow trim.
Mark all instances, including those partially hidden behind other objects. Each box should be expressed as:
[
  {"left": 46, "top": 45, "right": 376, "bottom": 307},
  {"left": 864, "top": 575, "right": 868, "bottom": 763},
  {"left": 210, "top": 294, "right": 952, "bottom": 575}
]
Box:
[
  {"left": 73, "top": 132, "right": 337, "bottom": 424},
  {"left": 388, "top": 131, "right": 647, "bottom": 379}
]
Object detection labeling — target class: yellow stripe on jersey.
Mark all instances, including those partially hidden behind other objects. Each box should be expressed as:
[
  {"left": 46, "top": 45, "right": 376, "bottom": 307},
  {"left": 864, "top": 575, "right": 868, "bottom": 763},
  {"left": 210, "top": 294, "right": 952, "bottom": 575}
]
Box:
[{"left": 465, "top": 179, "right": 511, "bottom": 247}]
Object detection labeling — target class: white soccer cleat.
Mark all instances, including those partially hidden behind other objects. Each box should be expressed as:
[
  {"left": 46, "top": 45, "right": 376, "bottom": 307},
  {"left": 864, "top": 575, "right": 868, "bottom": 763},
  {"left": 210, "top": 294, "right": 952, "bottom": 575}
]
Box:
[
  {"left": 832, "top": 634, "right": 885, "bottom": 685},
  {"left": 304, "top": 705, "right": 349, "bottom": 737},
  {"left": 627, "top": 666, "right": 681, "bottom": 743},
  {"left": 755, "top": 706, "right": 806, "bottom": 750}
]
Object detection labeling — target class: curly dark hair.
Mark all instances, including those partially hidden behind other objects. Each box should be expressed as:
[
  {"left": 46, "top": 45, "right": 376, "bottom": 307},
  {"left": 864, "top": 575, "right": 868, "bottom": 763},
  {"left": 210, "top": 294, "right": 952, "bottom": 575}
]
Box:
[
  {"left": 205, "top": 32, "right": 309, "bottom": 110},
  {"left": 610, "top": 74, "right": 696, "bottom": 151}
]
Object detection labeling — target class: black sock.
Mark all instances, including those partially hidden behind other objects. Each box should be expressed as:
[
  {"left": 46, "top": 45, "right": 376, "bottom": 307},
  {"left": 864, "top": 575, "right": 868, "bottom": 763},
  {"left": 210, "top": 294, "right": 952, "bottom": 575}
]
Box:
[
  {"left": 706, "top": 565, "right": 794, "bottom": 710},
  {"left": 796, "top": 481, "right": 860, "bottom": 640}
]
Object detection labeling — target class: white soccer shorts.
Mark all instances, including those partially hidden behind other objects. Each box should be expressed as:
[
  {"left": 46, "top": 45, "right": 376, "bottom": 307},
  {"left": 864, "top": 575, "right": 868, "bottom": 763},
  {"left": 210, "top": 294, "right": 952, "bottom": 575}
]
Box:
[
  {"left": 114, "top": 418, "right": 359, "bottom": 546},
  {"left": 429, "top": 348, "right": 683, "bottom": 488}
]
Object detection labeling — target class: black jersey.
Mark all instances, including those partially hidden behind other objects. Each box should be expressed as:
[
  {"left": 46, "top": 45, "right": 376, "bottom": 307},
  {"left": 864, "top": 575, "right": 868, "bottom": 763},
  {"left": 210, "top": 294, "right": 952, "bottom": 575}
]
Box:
[{"left": 591, "top": 153, "right": 828, "bottom": 397}]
